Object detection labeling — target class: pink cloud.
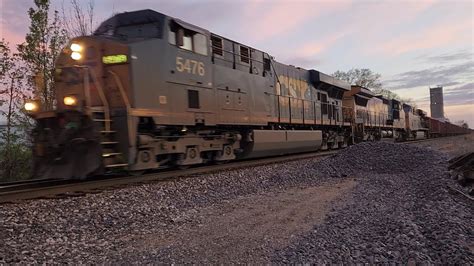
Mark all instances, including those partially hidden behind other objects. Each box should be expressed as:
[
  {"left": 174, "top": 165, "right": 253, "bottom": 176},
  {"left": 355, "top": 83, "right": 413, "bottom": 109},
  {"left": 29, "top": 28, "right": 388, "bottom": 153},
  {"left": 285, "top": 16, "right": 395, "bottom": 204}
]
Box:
[
  {"left": 243, "top": 0, "right": 352, "bottom": 41},
  {"left": 354, "top": 0, "right": 435, "bottom": 31},
  {"left": 444, "top": 104, "right": 474, "bottom": 126},
  {"left": 1, "top": 28, "right": 26, "bottom": 51},
  {"left": 378, "top": 18, "right": 472, "bottom": 55},
  {"left": 1, "top": 0, "right": 31, "bottom": 50},
  {"left": 298, "top": 30, "right": 351, "bottom": 56}
]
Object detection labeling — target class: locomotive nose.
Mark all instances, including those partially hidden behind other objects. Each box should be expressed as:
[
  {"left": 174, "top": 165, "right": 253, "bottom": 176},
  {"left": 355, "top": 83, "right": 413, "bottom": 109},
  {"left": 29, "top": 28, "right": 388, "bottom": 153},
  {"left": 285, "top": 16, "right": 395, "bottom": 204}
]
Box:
[{"left": 30, "top": 36, "right": 131, "bottom": 179}]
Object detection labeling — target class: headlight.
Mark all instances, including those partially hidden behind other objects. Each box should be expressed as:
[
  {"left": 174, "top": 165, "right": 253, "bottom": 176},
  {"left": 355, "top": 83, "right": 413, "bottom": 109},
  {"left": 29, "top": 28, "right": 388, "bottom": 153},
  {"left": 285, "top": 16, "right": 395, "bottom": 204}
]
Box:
[
  {"left": 24, "top": 101, "right": 39, "bottom": 112},
  {"left": 63, "top": 96, "right": 78, "bottom": 106},
  {"left": 71, "top": 52, "right": 82, "bottom": 60},
  {"left": 70, "top": 43, "right": 82, "bottom": 52}
]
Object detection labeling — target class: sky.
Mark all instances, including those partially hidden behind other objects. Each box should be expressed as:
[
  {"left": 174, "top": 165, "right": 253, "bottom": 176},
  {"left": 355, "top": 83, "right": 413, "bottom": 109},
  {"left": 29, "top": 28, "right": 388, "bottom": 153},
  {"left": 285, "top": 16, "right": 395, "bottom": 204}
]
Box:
[{"left": 1, "top": 0, "right": 473, "bottom": 126}]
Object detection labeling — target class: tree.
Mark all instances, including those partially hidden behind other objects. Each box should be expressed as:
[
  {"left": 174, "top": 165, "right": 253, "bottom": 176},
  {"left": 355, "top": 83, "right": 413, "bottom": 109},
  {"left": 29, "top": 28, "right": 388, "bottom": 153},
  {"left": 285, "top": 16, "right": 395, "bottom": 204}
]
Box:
[
  {"left": 0, "top": 40, "right": 32, "bottom": 181},
  {"left": 399, "top": 97, "right": 417, "bottom": 109},
  {"left": 1, "top": 0, "right": 68, "bottom": 181},
  {"left": 61, "top": 0, "right": 97, "bottom": 38},
  {"left": 332, "top": 68, "right": 411, "bottom": 102},
  {"left": 372, "top": 88, "right": 400, "bottom": 100},
  {"left": 17, "top": 0, "right": 68, "bottom": 110},
  {"left": 332, "top": 68, "right": 383, "bottom": 90}
]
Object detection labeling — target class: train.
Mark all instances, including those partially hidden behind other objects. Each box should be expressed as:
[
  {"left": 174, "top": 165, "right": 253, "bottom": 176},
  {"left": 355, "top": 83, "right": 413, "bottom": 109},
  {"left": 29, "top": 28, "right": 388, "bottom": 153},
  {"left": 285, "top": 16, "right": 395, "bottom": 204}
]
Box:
[{"left": 23, "top": 9, "right": 471, "bottom": 179}]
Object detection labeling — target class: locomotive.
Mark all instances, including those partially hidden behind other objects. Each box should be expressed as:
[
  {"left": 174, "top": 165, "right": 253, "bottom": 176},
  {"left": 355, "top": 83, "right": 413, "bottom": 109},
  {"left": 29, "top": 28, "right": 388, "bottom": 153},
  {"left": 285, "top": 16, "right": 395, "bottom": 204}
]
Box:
[{"left": 24, "top": 9, "right": 470, "bottom": 179}]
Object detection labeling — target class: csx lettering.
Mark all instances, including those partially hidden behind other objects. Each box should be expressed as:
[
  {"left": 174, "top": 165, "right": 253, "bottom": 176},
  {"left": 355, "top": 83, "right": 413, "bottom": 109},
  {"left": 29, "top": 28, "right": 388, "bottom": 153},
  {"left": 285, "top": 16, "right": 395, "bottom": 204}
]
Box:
[
  {"left": 176, "top": 57, "right": 205, "bottom": 76},
  {"left": 278, "top": 75, "right": 309, "bottom": 98}
]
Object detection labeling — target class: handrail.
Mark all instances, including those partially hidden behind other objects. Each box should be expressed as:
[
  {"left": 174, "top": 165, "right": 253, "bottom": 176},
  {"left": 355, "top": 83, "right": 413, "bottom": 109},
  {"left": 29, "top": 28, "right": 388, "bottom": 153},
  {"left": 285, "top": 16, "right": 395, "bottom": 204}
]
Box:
[
  {"left": 78, "top": 66, "right": 111, "bottom": 131},
  {"left": 108, "top": 70, "right": 131, "bottom": 110},
  {"left": 89, "top": 70, "right": 111, "bottom": 132},
  {"left": 108, "top": 70, "right": 134, "bottom": 146}
]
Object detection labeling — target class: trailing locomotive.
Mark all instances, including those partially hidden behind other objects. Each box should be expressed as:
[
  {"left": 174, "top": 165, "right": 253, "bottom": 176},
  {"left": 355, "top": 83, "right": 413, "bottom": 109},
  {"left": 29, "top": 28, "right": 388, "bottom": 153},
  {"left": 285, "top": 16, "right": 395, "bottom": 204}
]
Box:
[{"left": 24, "top": 9, "right": 470, "bottom": 179}]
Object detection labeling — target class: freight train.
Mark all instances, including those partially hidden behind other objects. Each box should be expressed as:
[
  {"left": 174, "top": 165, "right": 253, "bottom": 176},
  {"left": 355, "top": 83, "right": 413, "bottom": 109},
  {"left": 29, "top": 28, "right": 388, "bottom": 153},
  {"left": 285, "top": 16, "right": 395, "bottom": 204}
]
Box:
[{"left": 23, "top": 9, "right": 471, "bottom": 179}]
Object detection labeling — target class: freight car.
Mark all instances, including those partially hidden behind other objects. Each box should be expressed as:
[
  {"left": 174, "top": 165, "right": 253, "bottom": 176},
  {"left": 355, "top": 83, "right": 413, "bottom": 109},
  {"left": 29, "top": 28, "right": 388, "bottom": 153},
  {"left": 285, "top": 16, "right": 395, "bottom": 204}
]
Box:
[
  {"left": 426, "top": 117, "right": 471, "bottom": 137},
  {"left": 23, "top": 9, "right": 469, "bottom": 179}
]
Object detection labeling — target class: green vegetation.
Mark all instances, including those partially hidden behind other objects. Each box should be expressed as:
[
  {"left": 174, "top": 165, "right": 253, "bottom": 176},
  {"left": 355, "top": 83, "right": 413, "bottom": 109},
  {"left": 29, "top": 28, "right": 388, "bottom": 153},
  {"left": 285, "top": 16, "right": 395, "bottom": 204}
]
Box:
[
  {"left": 0, "top": 0, "right": 97, "bottom": 181},
  {"left": 0, "top": 0, "right": 66, "bottom": 181}
]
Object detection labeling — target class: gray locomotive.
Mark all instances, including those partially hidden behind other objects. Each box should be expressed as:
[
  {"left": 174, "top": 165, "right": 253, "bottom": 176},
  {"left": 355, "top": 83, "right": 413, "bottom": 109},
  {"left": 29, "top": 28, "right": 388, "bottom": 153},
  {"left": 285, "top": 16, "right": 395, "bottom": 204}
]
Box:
[{"left": 24, "top": 9, "right": 466, "bottom": 179}]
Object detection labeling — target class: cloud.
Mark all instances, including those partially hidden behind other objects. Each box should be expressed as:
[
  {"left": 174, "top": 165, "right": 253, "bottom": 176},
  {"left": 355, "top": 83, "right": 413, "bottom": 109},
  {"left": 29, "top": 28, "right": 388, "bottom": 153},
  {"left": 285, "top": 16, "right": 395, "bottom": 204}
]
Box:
[
  {"left": 0, "top": 0, "right": 31, "bottom": 49},
  {"left": 243, "top": 1, "right": 316, "bottom": 41},
  {"left": 300, "top": 30, "right": 351, "bottom": 57},
  {"left": 443, "top": 83, "right": 474, "bottom": 105},
  {"left": 279, "top": 30, "right": 352, "bottom": 68},
  {"left": 377, "top": 17, "right": 472, "bottom": 55},
  {"left": 384, "top": 61, "right": 474, "bottom": 90},
  {"left": 444, "top": 104, "right": 474, "bottom": 127},
  {"left": 419, "top": 83, "right": 474, "bottom": 105},
  {"left": 241, "top": 0, "right": 351, "bottom": 42},
  {"left": 417, "top": 50, "right": 474, "bottom": 64}
]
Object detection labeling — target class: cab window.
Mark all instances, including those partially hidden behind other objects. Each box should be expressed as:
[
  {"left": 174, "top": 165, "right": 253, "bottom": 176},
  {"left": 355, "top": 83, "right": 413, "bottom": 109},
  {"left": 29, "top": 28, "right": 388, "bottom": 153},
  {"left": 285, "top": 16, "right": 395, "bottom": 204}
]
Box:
[
  {"left": 193, "top": 34, "right": 207, "bottom": 55},
  {"left": 168, "top": 22, "right": 208, "bottom": 56},
  {"left": 182, "top": 35, "right": 193, "bottom": 51}
]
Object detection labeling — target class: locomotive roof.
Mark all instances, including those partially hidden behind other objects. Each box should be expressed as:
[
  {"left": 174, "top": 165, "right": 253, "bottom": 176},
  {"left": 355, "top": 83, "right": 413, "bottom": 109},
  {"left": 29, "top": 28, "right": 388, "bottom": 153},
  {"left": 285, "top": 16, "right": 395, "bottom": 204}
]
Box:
[
  {"left": 375, "top": 95, "right": 390, "bottom": 104},
  {"left": 308, "top": 70, "right": 350, "bottom": 100},
  {"left": 345, "top": 85, "right": 374, "bottom": 99},
  {"left": 309, "top": 71, "right": 351, "bottom": 91},
  {"left": 94, "top": 9, "right": 166, "bottom": 36}
]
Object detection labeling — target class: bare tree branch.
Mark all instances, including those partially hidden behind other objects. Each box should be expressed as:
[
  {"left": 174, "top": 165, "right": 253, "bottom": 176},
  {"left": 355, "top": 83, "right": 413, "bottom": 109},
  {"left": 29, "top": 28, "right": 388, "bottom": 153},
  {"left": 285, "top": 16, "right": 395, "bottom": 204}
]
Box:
[{"left": 61, "top": 0, "right": 96, "bottom": 38}]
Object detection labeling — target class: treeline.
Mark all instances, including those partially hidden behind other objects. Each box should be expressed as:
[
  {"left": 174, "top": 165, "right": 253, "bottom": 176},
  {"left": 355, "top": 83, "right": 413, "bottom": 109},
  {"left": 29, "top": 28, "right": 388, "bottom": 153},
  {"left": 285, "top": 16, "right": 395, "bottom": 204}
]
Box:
[{"left": 0, "top": 0, "right": 95, "bottom": 181}]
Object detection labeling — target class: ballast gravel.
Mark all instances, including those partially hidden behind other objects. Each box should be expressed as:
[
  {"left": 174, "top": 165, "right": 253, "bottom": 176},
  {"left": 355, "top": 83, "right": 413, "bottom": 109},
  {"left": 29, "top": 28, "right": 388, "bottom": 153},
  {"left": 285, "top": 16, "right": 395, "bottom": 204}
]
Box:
[
  {"left": 274, "top": 142, "right": 473, "bottom": 264},
  {"left": 1, "top": 141, "right": 473, "bottom": 264}
]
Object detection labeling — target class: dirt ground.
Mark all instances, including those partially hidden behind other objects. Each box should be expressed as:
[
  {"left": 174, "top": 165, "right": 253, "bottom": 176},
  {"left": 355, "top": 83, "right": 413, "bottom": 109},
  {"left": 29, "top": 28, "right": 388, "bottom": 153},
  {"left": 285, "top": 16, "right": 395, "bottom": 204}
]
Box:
[{"left": 131, "top": 179, "right": 357, "bottom": 263}]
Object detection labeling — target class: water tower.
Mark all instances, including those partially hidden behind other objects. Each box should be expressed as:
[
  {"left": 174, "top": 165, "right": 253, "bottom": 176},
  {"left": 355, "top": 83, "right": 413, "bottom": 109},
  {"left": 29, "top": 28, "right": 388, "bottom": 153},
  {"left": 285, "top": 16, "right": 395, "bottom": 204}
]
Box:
[{"left": 429, "top": 86, "right": 444, "bottom": 119}]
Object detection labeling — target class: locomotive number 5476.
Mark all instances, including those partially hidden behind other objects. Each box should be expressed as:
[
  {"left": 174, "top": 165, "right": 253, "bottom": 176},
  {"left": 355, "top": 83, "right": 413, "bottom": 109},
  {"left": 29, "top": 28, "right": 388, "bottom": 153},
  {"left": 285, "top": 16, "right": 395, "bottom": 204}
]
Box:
[{"left": 176, "top": 56, "right": 205, "bottom": 76}]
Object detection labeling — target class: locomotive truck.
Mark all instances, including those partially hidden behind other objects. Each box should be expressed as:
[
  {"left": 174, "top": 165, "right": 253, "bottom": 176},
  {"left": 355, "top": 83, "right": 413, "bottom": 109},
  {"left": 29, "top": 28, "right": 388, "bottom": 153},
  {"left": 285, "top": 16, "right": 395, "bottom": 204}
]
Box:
[{"left": 24, "top": 9, "right": 470, "bottom": 179}]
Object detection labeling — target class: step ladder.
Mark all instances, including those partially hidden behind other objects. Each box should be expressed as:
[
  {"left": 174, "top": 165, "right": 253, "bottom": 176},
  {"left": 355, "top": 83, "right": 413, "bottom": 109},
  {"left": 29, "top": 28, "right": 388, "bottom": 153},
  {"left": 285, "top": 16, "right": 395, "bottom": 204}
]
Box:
[
  {"left": 90, "top": 106, "right": 128, "bottom": 170},
  {"left": 82, "top": 67, "right": 131, "bottom": 172}
]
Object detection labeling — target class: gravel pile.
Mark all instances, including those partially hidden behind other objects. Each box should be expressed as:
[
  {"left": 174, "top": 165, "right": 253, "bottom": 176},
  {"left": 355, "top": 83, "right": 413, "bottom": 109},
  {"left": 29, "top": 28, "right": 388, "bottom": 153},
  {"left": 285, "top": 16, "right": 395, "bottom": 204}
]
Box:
[
  {"left": 274, "top": 142, "right": 474, "bottom": 264},
  {"left": 315, "top": 141, "right": 448, "bottom": 176},
  {"left": 1, "top": 141, "right": 472, "bottom": 264}
]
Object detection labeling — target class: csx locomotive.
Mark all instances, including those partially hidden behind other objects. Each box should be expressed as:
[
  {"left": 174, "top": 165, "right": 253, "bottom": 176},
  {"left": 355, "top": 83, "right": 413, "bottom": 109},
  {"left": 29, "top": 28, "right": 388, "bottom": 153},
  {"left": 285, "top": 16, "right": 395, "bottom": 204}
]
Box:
[{"left": 24, "top": 9, "right": 470, "bottom": 179}]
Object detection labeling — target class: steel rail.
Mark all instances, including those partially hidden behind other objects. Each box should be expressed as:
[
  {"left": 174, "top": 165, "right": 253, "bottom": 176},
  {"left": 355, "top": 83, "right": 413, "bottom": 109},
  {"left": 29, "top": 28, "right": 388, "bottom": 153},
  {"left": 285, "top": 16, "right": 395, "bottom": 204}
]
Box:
[
  {"left": 0, "top": 178, "right": 59, "bottom": 188},
  {"left": 0, "top": 150, "right": 338, "bottom": 204}
]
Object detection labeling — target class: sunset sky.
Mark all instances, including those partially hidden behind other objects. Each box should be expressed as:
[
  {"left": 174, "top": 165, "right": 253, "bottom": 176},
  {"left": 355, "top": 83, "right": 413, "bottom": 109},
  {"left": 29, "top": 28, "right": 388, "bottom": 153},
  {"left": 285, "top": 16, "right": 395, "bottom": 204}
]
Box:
[{"left": 1, "top": 0, "right": 473, "bottom": 125}]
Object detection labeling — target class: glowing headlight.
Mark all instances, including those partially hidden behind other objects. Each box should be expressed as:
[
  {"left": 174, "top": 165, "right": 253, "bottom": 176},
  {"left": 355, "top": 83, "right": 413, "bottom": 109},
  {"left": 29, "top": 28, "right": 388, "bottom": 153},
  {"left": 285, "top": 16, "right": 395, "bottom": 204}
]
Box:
[
  {"left": 24, "top": 101, "right": 38, "bottom": 112},
  {"left": 70, "top": 43, "right": 82, "bottom": 52},
  {"left": 71, "top": 52, "right": 82, "bottom": 60},
  {"left": 63, "top": 96, "right": 78, "bottom": 106}
]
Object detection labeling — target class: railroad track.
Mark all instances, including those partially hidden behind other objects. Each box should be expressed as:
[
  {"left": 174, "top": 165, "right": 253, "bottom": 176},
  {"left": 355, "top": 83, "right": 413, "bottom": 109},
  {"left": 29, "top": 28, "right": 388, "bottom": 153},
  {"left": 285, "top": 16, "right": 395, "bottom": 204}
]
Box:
[
  {"left": 1, "top": 135, "right": 464, "bottom": 204},
  {"left": 0, "top": 150, "right": 338, "bottom": 204}
]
